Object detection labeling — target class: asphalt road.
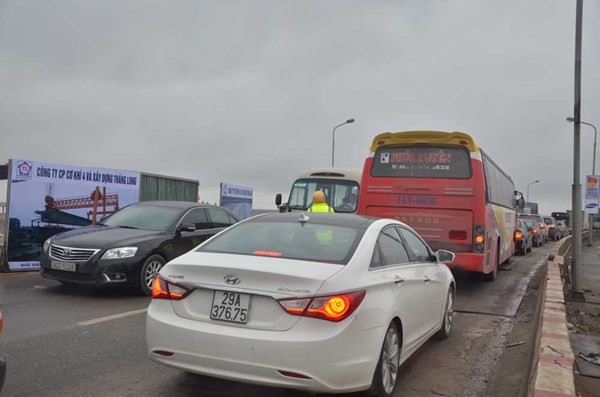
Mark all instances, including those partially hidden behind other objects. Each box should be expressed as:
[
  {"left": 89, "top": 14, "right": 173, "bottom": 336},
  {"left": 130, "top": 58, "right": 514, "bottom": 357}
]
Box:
[{"left": 0, "top": 244, "right": 551, "bottom": 397}]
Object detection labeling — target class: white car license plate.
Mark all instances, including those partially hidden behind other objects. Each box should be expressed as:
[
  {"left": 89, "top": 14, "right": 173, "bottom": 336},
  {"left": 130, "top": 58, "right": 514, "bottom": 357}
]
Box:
[
  {"left": 51, "top": 261, "right": 77, "bottom": 272},
  {"left": 210, "top": 291, "right": 250, "bottom": 324}
]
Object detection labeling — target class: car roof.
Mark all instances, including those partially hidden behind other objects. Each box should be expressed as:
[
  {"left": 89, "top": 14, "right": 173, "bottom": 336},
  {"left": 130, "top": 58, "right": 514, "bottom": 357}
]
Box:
[
  {"left": 133, "top": 201, "right": 221, "bottom": 210},
  {"left": 250, "top": 212, "right": 378, "bottom": 230}
]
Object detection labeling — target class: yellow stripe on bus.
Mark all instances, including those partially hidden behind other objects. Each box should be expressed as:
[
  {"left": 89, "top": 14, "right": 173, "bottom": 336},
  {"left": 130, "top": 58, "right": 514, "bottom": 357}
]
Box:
[{"left": 369, "top": 131, "right": 479, "bottom": 152}]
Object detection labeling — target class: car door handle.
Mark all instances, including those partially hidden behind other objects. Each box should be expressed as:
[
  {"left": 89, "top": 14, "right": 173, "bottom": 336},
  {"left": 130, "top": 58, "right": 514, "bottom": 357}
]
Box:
[
  {"left": 424, "top": 275, "right": 431, "bottom": 283},
  {"left": 394, "top": 276, "right": 405, "bottom": 285}
]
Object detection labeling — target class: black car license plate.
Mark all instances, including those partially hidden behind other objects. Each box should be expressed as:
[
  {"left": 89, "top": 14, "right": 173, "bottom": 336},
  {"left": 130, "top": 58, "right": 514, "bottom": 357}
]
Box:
[{"left": 50, "top": 261, "right": 77, "bottom": 272}]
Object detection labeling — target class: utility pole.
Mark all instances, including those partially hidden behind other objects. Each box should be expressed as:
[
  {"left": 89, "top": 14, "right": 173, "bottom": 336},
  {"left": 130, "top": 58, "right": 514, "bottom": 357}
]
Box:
[{"left": 571, "top": 0, "right": 583, "bottom": 298}]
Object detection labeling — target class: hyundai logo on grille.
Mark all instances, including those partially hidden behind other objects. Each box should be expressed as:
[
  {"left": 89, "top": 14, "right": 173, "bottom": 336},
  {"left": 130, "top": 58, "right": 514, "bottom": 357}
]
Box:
[{"left": 224, "top": 274, "right": 241, "bottom": 285}]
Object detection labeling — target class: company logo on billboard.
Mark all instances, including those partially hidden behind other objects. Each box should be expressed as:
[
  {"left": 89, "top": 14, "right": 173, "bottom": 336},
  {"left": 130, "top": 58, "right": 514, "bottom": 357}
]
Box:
[
  {"left": 586, "top": 203, "right": 598, "bottom": 209},
  {"left": 16, "top": 160, "right": 33, "bottom": 180},
  {"left": 587, "top": 176, "right": 599, "bottom": 188}
]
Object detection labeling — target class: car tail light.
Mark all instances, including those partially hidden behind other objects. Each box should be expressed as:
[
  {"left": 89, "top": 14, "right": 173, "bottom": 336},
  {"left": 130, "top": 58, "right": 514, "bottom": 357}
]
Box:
[
  {"left": 531, "top": 228, "right": 538, "bottom": 234},
  {"left": 278, "top": 291, "right": 366, "bottom": 322},
  {"left": 152, "top": 275, "right": 190, "bottom": 300},
  {"left": 548, "top": 224, "right": 555, "bottom": 229},
  {"left": 473, "top": 225, "right": 485, "bottom": 253},
  {"left": 515, "top": 231, "right": 523, "bottom": 239},
  {"left": 539, "top": 223, "right": 546, "bottom": 229}
]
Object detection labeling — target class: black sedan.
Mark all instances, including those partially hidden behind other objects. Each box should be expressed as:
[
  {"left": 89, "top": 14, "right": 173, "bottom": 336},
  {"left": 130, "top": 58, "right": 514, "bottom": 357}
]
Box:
[{"left": 40, "top": 201, "right": 240, "bottom": 295}]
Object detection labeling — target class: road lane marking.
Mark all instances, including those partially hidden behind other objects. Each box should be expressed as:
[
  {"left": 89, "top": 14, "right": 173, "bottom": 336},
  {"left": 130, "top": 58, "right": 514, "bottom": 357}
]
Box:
[{"left": 77, "top": 308, "right": 147, "bottom": 326}]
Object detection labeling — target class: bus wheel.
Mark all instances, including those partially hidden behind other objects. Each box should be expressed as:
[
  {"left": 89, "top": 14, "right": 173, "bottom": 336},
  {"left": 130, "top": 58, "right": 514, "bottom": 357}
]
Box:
[{"left": 482, "top": 249, "right": 499, "bottom": 282}]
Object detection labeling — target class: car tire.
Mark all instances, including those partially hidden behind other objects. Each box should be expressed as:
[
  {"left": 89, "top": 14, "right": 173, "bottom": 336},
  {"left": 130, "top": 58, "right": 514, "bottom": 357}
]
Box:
[
  {"left": 434, "top": 286, "right": 454, "bottom": 340},
  {"left": 137, "top": 254, "right": 166, "bottom": 296},
  {"left": 367, "top": 322, "right": 401, "bottom": 397}
]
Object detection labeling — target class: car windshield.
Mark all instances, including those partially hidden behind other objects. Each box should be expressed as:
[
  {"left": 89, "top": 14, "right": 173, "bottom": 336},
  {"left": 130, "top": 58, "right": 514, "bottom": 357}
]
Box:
[
  {"left": 521, "top": 219, "right": 536, "bottom": 228},
  {"left": 198, "top": 221, "right": 361, "bottom": 264},
  {"left": 100, "top": 204, "right": 182, "bottom": 231}
]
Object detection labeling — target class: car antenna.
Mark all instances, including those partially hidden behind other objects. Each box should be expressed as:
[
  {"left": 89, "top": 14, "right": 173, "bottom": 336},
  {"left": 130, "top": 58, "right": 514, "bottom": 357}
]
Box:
[{"left": 299, "top": 213, "right": 310, "bottom": 224}]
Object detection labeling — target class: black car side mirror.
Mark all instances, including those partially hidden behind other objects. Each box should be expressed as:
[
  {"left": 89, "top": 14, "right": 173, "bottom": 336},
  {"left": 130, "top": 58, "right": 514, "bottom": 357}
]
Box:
[
  {"left": 275, "top": 193, "right": 282, "bottom": 206},
  {"left": 178, "top": 223, "right": 196, "bottom": 233}
]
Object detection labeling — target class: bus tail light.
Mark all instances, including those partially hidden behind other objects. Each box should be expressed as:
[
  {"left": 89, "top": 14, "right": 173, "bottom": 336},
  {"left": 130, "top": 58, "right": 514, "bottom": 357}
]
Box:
[
  {"left": 449, "top": 230, "right": 467, "bottom": 240},
  {"left": 473, "top": 225, "right": 485, "bottom": 253}
]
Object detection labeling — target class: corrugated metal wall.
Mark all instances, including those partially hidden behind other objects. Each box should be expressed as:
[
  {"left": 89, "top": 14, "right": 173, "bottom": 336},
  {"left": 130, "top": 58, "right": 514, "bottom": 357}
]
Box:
[{"left": 139, "top": 174, "right": 198, "bottom": 202}]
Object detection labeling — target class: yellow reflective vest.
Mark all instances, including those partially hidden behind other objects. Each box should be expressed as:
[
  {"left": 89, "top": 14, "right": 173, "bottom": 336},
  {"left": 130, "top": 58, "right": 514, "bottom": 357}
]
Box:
[{"left": 307, "top": 202, "right": 335, "bottom": 213}]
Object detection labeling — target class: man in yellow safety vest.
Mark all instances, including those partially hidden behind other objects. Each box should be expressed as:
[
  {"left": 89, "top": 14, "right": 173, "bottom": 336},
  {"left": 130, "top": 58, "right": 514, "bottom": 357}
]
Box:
[{"left": 307, "top": 191, "right": 335, "bottom": 213}]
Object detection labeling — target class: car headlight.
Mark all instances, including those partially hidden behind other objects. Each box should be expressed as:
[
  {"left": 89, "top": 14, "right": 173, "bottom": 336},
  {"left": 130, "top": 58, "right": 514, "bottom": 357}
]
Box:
[
  {"left": 43, "top": 239, "right": 52, "bottom": 254},
  {"left": 101, "top": 247, "right": 138, "bottom": 260}
]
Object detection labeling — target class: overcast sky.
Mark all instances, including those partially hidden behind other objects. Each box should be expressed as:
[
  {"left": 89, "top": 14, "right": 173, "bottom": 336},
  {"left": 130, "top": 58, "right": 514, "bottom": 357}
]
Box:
[{"left": 1, "top": 0, "right": 599, "bottom": 215}]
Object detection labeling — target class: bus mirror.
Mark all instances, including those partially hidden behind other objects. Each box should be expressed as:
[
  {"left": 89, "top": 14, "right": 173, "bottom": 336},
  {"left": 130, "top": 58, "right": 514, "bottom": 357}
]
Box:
[
  {"left": 275, "top": 193, "right": 282, "bottom": 206},
  {"left": 436, "top": 250, "right": 455, "bottom": 263},
  {"left": 518, "top": 198, "right": 525, "bottom": 209}
]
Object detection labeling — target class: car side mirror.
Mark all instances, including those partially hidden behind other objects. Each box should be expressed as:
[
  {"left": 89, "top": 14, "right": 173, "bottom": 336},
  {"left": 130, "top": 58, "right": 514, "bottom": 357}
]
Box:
[
  {"left": 275, "top": 193, "right": 282, "bottom": 206},
  {"left": 178, "top": 223, "right": 196, "bottom": 233},
  {"left": 435, "top": 250, "right": 455, "bottom": 263}
]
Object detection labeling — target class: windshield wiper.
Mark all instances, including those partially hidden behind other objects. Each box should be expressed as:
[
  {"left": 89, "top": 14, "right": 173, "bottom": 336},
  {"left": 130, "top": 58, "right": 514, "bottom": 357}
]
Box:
[{"left": 117, "top": 225, "right": 139, "bottom": 229}]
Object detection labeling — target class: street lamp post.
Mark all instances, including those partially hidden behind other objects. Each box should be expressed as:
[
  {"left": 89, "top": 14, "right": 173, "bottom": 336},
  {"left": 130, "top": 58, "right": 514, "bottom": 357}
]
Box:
[
  {"left": 331, "top": 119, "right": 355, "bottom": 167},
  {"left": 526, "top": 180, "right": 540, "bottom": 203},
  {"left": 567, "top": 117, "right": 597, "bottom": 174},
  {"left": 567, "top": 117, "right": 598, "bottom": 246}
]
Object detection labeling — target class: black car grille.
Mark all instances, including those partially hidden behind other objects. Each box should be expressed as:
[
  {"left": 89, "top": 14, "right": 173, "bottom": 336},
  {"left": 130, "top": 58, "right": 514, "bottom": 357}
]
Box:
[{"left": 50, "top": 245, "right": 98, "bottom": 262}]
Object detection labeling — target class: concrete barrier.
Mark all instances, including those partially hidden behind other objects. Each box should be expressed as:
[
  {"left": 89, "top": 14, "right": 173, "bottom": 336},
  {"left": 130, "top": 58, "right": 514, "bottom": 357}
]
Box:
[{"left": 529, "top": 238, "right": 576, "bottom": 396}]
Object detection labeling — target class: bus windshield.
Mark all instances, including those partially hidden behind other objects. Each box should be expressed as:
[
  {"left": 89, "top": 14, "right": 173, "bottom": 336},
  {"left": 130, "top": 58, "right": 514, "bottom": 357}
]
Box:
[
  {"left": 372, "top": 146, "right": 471, "bottom": 179},
  {"left": 288, "top": 178, "right": 359, "bottom": 213}
]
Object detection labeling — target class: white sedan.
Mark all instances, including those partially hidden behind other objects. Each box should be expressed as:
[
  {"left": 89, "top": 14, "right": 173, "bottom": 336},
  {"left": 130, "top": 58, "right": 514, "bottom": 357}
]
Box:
[{"left": 146, "top": 213, "right": 455, "bottom": 396}]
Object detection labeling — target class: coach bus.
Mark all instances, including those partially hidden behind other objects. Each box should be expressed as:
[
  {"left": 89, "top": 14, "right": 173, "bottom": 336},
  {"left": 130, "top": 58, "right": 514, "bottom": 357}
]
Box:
[
  {"left": 357, "top": 131, "right": 524, "bottom": 281},
  {"left": 275, "top": 168, "right": 361, "bottom": 213}
]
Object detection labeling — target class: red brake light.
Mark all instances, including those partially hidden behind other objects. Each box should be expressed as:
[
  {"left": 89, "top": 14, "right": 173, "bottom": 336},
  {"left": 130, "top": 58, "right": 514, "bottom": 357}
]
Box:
[
  {"left": 152, "top": 275, "right": 189, "bottom": 300},
  {"left": 253, "top": 250, "right": 282, "bottom": 257},
  {"left": 278, "top": 291, "right": 366, "bottom": 322},
  {"left": 531, "top": 228, "right": 538, "bottom": 234},
  {"left": 548, "top": 224, "right": 555, "bottom": 228}
]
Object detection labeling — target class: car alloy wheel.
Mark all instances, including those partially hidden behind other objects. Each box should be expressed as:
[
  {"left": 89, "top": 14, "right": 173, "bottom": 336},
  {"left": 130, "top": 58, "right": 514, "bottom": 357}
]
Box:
[
  {"left": 138, "top": 254, "right": 166, "bottom": 296},
  {"left": 381, "top": 325, "right": 399, "bottom": 395},
  {"left": 369, "top": 322, "right": 400, "bottom": 397},
  {"left": 435, "top": 286, "right": 454, "bottom": 339}
]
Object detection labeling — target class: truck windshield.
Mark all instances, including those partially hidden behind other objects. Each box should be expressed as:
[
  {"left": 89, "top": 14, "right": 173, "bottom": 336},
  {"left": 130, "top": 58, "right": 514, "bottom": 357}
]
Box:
[{"left": 288, "top": 178, "right": 359, "bottom": 213}]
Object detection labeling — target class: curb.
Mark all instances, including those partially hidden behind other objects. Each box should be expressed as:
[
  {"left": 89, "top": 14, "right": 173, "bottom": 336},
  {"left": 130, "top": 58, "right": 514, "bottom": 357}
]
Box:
[{"left": 530, "top": 242, "right": 576, "bottom": 397}]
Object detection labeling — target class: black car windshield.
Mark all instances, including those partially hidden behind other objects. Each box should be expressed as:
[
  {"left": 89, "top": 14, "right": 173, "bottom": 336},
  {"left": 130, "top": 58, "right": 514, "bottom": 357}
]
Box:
[
  {"left": 100, "top": 204, "right": 182, "bottom": 231},
  {"left": 198, "top": 221, "right": 361, "bottom": 264}
]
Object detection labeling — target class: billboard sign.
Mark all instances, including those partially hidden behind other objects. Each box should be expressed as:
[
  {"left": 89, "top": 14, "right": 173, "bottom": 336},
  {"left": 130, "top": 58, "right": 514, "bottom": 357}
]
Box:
[
  {"left": 219, "top": 183, "right": 253, "bottom": 219},
  {"left": 5, "top": 159, "right": 140, "bottom": 271},
  {"left": 585, "top": 175, "right": 599, "bottom": 215}
]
